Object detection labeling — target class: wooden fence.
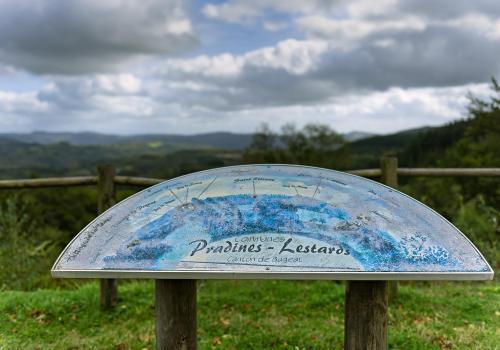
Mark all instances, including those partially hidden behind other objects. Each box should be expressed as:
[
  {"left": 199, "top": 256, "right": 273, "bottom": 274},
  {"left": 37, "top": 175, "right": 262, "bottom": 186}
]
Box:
[
  {"left": 2, "top": 167, "right": 500, "bottom": 190},
  {"left": 1, "top": 156, "right": 499, "bottom": 308}
]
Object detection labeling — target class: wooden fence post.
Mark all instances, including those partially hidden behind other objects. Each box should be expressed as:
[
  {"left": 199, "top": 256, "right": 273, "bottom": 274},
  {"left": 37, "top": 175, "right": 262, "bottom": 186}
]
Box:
[
  {"left": 156, "top": 279, "right": 197, "bottom": 350},
  {"left": 344, "top": 281, "right": 388, "bottom": 350},
  {"left": 380, "top": 155, "right": 399, "bottom": 301},
  {"left": 380, "top": 155, "right": 398, "bottom": 189},
  {"left": 97, "top": 164, "right": 118, "bottom": 309}
]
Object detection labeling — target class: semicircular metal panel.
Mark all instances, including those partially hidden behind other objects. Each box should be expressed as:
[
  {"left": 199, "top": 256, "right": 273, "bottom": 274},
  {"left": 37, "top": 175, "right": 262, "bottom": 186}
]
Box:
[{"left": 52, "top": 165, "right": 493, "bottom": 280}]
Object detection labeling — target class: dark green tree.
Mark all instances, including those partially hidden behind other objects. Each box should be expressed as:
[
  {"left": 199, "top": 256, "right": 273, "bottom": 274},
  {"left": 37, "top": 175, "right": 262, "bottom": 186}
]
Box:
[{"left": 244, "top": 123, "right": 347, "bottom": 168}]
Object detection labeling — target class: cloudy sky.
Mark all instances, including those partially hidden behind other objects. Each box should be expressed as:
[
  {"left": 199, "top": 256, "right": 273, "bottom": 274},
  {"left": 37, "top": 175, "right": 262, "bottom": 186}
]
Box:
[{"left": 0, "top": 0, "right": 499, "bottom": 135}]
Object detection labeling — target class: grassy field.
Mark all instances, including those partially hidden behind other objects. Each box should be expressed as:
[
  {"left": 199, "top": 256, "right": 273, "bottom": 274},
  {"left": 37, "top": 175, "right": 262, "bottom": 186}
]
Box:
[{"left": 0, "top": 280, "right": 498, "bottom": 350}]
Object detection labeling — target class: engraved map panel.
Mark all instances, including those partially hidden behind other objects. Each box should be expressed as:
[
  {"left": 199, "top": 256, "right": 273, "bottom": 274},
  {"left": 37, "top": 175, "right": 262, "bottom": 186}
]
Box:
[{"left": 52, "top": 165, "right": 493, "bottom": 280}]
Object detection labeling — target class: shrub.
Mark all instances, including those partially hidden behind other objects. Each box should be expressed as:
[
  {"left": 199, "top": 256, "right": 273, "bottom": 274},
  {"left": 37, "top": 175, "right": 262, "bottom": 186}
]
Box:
[
  {"left": 453, "top": 196, "right": 499, "bottom": 272},
  {"left": 0, "top": 196, "right": 67, "bottom": 290}
]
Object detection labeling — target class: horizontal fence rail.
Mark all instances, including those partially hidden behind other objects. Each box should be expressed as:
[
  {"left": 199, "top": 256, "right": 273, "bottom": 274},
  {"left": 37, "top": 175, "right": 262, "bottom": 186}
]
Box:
[
  {"left": 0, "top": 176, "right": 98, "bottom": 189},
  {"left": 114, "top": 176, "right": 164, "bottom": 187},
  {"left": 397, "top": 168, "right": 500, "bottom": 177},
  {"left": 1, "top": 168, "right": 500, "bottom": 189},
  {"left": 347, "top": 169, "right": 381, "bottom": 177}
]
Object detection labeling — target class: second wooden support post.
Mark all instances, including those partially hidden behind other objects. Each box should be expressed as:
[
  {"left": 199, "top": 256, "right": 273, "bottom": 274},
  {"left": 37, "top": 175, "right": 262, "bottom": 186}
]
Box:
[{"left": 344, "top": 281, "right": 388, "bottom": 350}]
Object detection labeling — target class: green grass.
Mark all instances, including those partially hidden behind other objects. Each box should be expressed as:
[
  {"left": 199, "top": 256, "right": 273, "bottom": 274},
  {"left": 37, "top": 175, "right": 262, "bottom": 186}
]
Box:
[{"left": 0, "top": 281, "right": 498, "bottom": 349}]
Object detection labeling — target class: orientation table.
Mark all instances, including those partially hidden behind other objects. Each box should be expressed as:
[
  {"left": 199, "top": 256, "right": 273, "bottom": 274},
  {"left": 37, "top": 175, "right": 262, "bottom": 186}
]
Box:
[{"left": 52, "top": 164, "right": 493, "bottom": 349}]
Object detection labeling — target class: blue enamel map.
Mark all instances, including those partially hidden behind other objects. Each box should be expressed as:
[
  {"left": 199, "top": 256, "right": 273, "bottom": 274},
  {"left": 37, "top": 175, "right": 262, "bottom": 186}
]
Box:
[{"left": 52, "top": 165, "right": 493, "bottom": 280}]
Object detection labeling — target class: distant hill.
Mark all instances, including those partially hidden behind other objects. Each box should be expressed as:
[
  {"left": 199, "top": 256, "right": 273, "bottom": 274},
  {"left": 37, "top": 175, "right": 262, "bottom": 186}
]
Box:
[
  {"left": 349, "top": 126, "right": 433, "bottom": 153},
  {"left": 0, "top": 130, "right": 375, "bottom": 149},
  {"left": 122, "top": 132, "right": 254, "bottom": 150},
  {"left": 336, "top": 126, "right": 434, "bottom": 169},
  {"left": 0, "top": 131, "right": 121, "bottom": 145},
  {"left": 0, "top": 131, "right": 254, "bottom": 150},
  {"left": 400, "top": 119, "right": 470, "bottom": 166},
  {"left": 343, "top": 131, "right": 377, "bottom": 142}
]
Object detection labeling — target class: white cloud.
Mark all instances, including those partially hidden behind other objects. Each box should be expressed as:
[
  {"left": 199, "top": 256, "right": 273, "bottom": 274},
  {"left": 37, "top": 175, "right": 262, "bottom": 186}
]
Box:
[
  {"left": 158, "top": 39, "right": 329, "bottom": 77},
  {"left": 242, "top": 39, "right": 329, "bottom": 75},
  {"left": 160, "top": 54, "right": 242, "bottom": 78},
  {"left": 0, "top": 64, "right": 17, "bottom": 76},
  {"left": 202, "top": 0, "right": 324, "bottom": 23},
  {"left": 0, "top": 0, "right": 196, "bottom": 74},
  {"left": 0, "top": 91, "right": 50, "bottom": 114},
  {"left": 88, "top": 74, "right": 142, "bottom": 95},
  {"left": 36, "top": 73, "right": 148, "bottom": 113},
  {"left": 441, "top": 14, "right": 500, "bottom": 40},
  {"left": 296, "top": 16, "right": 427, "bottom": 42},
  {"left": 93, "top": 95, "right": 154, "bottom": 116},
  {"left": 151, "top": 39, "right": 334, "bottom": 111},
  {"left": 263, "top": 21, "right": 288, "bottom": 32},
  {"left": 344, "top": 0, "right": 398, "bottom": 18}
]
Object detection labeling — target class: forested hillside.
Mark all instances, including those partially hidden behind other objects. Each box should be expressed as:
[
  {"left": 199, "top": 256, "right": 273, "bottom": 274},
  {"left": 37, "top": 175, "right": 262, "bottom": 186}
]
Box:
[{"left": 0, "top": 131, "right": 254, "bottom": 149}]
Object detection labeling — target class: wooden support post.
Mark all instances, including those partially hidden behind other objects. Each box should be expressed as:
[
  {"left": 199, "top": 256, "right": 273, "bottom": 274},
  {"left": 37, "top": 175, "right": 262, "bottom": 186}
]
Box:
[
  {"left": 156, "top": 279, "right": 197, "bottom": 350},
  {"left": 97, "top": 164, "right": 118, "bottom": 309},
  {"left": 380, "top": 155, "right": 399, "bottom": 301},
  {"left": 344, "top": 281, "right": 388, "bottom": 350},
  {"left": 100, "top": 278, "right": 118, "bottom": 309},
  {"left": 380, "top": 155, "right": 398, "bottom": 189}
]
